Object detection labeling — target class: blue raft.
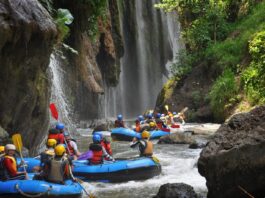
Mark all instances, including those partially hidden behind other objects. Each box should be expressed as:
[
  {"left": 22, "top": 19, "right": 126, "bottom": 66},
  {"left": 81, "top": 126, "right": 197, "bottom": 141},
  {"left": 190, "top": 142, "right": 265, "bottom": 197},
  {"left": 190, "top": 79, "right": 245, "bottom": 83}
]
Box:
[
  {"left": 73, "top": 157, "right": 161, "bottom": 182},
  {"left": 111, "top": 127, "right": 170, "bottom": 141},
  {"left": 0, "top": 178, "right": 83, "bottom": 197}
]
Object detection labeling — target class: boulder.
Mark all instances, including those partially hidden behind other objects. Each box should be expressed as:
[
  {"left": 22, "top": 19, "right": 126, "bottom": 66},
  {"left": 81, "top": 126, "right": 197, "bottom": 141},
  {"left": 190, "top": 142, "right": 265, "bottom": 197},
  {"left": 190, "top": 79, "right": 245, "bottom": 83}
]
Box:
[
  {"left": 0, "top": 125, "right": 9, "bottom": 145},
  {"left": 158, "top": 133, "right": 195, "bottom": 144},
  {"left": 198, "top": 105, "right": 265, "bottom": 198},
  {"left": 189, "top": 142, "right": 206, "bottom": 149},
  {"left": 154, "top": 183, "right": 199, "bottom": 198}
]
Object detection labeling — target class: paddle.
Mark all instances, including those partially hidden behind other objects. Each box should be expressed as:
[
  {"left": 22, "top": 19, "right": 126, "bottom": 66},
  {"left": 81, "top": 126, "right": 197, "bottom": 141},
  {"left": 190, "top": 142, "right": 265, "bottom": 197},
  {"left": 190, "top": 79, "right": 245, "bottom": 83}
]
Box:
[
  {"left": 12, "top": 133, "right": 26, "bottom": 171},
  {"left": 49, "top": 103, "right": 58, "bottom": 120},
  {"left": 69, "top": 166, "right": 93, "bottom": 198}
]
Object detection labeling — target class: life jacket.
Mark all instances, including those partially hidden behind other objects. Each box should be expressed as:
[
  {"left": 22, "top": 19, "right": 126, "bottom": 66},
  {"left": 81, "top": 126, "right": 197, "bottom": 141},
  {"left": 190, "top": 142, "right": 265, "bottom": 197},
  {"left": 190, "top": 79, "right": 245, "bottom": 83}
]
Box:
[
  {"left": 101, "top": 139, "right": 112, "bottom": 155},
  {"left": 48, "top": 133, "right": 64, "bottom": 144},
  {"left": 142, "top": 140, "right": 153, "bottom": 156},
  {"left": 135, "top": 121, "right": 141, "bottom": 132},
  {"left": 0, "top": 156, "right": 17, "bottom": 180},
  {"left": 66, "top": 141, "right": 75, "bottom": 156},
  {"left": 89, "top": 143, "right": 103, "bottom": 165},
  {"left": 46, "top": 157, "right": 68, "bottom": 184}
]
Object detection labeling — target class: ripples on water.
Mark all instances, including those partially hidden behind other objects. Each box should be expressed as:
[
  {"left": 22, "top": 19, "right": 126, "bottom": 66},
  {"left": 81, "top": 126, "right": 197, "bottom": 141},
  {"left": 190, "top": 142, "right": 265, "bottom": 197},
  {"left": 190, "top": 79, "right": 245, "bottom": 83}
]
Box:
[{"left": 77, "top": 128, "right": 208, "bottom": 198}]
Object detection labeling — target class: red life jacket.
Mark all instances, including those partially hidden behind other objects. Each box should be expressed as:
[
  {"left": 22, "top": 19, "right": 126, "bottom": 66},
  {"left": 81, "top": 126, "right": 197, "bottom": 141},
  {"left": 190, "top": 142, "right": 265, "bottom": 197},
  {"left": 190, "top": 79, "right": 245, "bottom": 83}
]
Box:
[
  {"left": 101, "top": 140, "right": 112, "bottom": 155},
  {"left": 156, "top": 122, "right": 163, "bottom": 129},
  {"left": 89, "top": 144, "right": 103, "bottom": 164},
  {"left": 48, "top": 133, "right": 64, "bottom": 144}
]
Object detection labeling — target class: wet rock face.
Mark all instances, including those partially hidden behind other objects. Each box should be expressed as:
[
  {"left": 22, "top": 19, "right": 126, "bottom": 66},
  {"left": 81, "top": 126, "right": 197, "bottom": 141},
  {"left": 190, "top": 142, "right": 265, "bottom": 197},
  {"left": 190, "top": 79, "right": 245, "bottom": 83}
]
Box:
[
  {"left": 0, "top": 0, "right": 57, "bottom": 155},
  {"left": 198, "top": 106, "right": 265, "bottom": 198},
  {"left": 154, "top": 183, "right": 200, "bottom": 198}
]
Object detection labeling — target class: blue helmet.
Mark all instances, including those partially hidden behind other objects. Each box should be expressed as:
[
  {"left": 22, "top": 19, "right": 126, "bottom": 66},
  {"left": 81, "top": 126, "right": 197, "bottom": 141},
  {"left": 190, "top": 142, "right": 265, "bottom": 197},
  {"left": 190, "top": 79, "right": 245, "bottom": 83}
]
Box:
[
  {"left": 93, "top": 134, "right": 101, "bottom": 143},
  {"left": 147, "top": 114, "right": 152, "bottom": 119},
  {"left": 117, "top": 114, "right": 123, "bottom": 121},
  {"left": 173, "top": 112, "right": 177, "bottom": 115},
  {"left": 156, "top": 113, "right": 161, "bottom": 118},
  {"left": 94, "top": 132, "right": 103, "bottom": 140},
  {"left": 138, "top": 115, "right": 144, "bottom": 121},
  {"left": 56, "top": 123, "right": 64, "bottom": 130}
]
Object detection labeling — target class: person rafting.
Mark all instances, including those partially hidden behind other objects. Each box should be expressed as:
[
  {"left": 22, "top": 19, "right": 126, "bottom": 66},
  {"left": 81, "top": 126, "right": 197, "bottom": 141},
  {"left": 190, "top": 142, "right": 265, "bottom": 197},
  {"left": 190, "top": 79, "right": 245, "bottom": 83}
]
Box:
[
  {"left": 0, "top": 144, "right": 28, "bottom": 180},
  {"left": 130, "top": 131, "right": 153, "bottom": 157},
  {"left": 149, "top": 122, "right": 157, "bottom": 131},
  {"left": 114, "top": 114, "right": 125, "bottom": 128},
  {"left": 155, "top": 113, "right": 167, "bottom": 130},
  {"left": 85, "top": 134, "right": 113, "bottom": 165},
  {"left": 100, "top": 136, "right": 113, "bottom": 156},
  {"left": 64, "top": 132, "right": 81, "bottom": 160},
  {"left": 48, "top": 122, "right": 65, "bottom": 144},
  {"left": 33, "top": 139, "right": 57, "bottom": 177},
  {"left": 43, "top": 144, "right": 73, "bottom": 184}
]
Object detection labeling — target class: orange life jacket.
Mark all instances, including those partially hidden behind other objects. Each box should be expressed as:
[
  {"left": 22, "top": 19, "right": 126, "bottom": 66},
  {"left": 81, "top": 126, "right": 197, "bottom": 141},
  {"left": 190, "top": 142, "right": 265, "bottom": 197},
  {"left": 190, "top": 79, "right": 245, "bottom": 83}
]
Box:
[
  {"left": 101, "top": 140, "right": 112, "bottom": 155},
  {"left": 135, "top": 122, "right": 141, "bottom": 132},
  {"left": 4, "top": 156, "right": 17, "bottom": 172}
]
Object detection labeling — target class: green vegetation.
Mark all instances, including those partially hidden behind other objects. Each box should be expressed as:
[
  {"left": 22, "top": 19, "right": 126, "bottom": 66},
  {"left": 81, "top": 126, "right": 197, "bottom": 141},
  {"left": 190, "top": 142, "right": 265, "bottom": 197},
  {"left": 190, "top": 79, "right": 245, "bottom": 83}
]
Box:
[{"left": 156, "top": 0, "right": 265, "bottom": 120}]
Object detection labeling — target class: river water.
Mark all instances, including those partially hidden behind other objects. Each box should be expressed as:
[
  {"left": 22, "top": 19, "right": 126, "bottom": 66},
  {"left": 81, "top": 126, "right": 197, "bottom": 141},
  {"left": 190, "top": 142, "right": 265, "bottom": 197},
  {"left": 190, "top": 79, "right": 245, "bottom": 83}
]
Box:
[{"left": 75, "top": 124, "right": 215, "bottom": 198}]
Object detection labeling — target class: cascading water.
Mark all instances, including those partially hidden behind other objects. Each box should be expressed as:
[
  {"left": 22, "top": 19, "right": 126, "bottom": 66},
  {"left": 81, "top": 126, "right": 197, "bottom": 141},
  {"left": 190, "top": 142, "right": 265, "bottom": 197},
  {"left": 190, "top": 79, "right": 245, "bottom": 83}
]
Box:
[
  {"left": 104, "top": 0, "right": 181, "bottom": 119},
  {"left": 49, "top": 54, "right": 74, "bottom": 130}
]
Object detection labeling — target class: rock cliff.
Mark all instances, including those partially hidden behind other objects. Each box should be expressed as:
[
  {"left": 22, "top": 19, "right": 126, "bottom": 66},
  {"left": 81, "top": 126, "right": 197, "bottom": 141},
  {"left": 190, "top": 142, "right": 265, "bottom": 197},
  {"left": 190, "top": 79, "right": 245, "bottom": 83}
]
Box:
[{"left": 0, "top": 0, "right": 57, "bottom": 155}]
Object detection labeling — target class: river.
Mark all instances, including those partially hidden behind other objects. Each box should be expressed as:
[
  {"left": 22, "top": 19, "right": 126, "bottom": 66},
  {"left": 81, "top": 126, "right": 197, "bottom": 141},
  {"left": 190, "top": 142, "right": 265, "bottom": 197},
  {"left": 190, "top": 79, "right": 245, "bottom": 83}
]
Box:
[{"left": 75, "top": 123, "right": 217, "bottom": 198}]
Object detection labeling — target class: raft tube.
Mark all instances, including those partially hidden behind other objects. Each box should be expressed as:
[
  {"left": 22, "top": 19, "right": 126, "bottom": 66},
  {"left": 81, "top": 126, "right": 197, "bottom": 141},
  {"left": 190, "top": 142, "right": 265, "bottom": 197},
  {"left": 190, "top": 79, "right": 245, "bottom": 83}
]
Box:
[
  {"left": 73, "top": 157, "right": 161, "bottom": 182},
  {"left": 0, "top": 178, "right": 83, "bottom": 197},
  {"left": 111, "top": 127, "right": 170, "bottom": 141}
]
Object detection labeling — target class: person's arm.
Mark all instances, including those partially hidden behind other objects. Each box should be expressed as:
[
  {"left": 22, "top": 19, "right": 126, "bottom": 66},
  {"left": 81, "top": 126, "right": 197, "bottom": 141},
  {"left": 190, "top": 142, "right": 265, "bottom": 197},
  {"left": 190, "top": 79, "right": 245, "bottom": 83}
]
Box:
[
  {"left": 130, "top": 140, "right": 140, "bottom": 148},
  {"left": 102, "top": 147, "right": 113, "bottom": 161},
  {"left": 70, "top": 141, "right": 81, "bottom": 156}
]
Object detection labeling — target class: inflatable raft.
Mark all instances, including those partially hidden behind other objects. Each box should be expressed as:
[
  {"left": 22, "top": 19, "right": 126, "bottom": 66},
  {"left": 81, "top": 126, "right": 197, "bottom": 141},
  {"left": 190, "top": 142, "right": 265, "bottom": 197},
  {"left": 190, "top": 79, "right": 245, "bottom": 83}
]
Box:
[
  {"left": 111, "top": 127, "right": 170, "bottom": 141},
  {"left": 73, "top": 157, "right": 161, "bottom": 182},
  {"left": 0, "top": 178, "right": 83, "bottom": 197}
]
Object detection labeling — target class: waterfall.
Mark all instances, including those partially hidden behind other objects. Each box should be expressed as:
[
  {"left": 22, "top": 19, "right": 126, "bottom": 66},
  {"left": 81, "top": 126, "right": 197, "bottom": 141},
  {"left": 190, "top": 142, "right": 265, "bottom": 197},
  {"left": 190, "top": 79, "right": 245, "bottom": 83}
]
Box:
[
  {"left": 104, "top": 0, "right": 181, "bottom": 119},
  {"left": 49, "top": 54, "right": 75, "bottom": 130}
]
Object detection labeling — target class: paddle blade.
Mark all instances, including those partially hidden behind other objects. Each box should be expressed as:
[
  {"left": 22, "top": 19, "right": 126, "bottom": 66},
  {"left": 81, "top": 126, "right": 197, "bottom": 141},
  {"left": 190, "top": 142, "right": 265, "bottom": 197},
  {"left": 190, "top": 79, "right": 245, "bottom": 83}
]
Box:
[
  {"left": 165, "top": 105, "right": 169, "bottom": 111},
  {"left": 180, "top": 107, "right": 188, "bottom": 113},
  {"left": 50, "top": 103, "right": 58, "bottom": 120},
  {"left": 12, "top": 133, "right": 23, "bottom": 152}
]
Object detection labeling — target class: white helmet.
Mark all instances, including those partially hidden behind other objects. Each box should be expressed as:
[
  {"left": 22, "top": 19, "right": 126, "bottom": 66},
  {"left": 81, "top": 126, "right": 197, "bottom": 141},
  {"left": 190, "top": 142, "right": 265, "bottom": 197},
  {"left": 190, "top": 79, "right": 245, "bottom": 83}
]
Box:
[{"left": 5, "top": 144, "right": 16, "bottom": 151}]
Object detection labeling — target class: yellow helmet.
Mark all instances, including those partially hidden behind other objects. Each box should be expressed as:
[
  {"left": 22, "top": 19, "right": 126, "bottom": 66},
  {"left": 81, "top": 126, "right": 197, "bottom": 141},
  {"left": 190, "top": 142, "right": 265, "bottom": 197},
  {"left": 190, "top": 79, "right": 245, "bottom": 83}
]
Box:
[
  {"left": 0, "top": 146, "right": 5, "bottom": 153},
  {"left": 142, "top": 131, "right": 150, "bottom": 139},
  {"left": 47, "top": 139, "right": 57, "bottom": 147},
  {"left": 54, "top": 144, "right": 66, "bottom": 156},
  {"left": 149, "top": 122, "right": 156, "bottom": 128}
]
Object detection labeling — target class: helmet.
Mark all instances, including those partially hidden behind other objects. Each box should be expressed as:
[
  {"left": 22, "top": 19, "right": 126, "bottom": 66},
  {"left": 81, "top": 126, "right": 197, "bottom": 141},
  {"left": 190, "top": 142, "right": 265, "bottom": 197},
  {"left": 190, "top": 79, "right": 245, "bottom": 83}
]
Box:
[
  {"left": 63, "top": 131, "right": 70, "bottom": 137},
  {"left": 0, "top": 146, "right": 5, "bottom": 153},
  {"left": 161, "top": 114, "right": 165, "bottom": 117},
  {"left": 56, "top": 123, "right": 64, "bottom": 130},
  {"left": 94, "top": 132, "right": 103, "bottom": 140},
  {"left": 156, "top": 113, "right": 161, "bottom": 118},
  {"left": 149, "top": 122, "right": 156, "bottom": 128},
  {"left": 5, "top": 144, "right": 16, "bottom": 151},
  {"left": 142, "top": 131, "right": 150, "bottom": 139},
  {"left": 173, "top": 112, "right": 177, "bottom": 115},
  {"left": 147, "top": 114, "right": 152, "bottom": 119},
  {"left": 93, "top": 134, "right": 101, "bottom": 143},
  {"left": 117, "top": 114, "right": 123, "bottom": 121},
  {"left": 47, "top": 139, "right": 57, "bottom": 147},
  {"left": 54, "top": 144, "right": 66, "bottom": 156},
  {"left": 138, "top": 115, "right": 144, "bottom": 121}
]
